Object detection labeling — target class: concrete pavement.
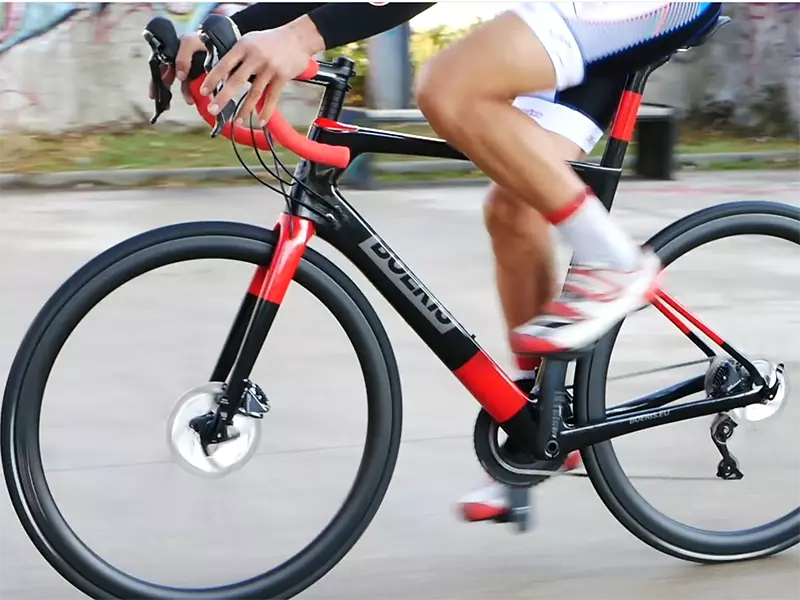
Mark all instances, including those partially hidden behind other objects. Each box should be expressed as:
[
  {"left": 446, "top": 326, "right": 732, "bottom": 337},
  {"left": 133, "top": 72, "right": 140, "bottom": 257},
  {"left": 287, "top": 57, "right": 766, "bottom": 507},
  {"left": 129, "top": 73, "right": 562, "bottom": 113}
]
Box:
[{"left": 1, "top": 171, "right": 799, "bottom": 599}]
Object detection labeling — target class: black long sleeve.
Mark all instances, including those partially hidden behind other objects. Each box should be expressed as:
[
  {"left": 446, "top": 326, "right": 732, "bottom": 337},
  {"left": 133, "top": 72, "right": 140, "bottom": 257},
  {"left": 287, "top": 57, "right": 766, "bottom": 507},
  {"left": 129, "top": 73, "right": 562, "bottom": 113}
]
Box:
[
  {"left": 230, "top": 3, "right": 435, "bottom": 49},
  {"left": 308, "top": 3, "right": 435, "bottom": 49},
  {"left": 230, "top": 3, "right": 327, "bottom": 35}
]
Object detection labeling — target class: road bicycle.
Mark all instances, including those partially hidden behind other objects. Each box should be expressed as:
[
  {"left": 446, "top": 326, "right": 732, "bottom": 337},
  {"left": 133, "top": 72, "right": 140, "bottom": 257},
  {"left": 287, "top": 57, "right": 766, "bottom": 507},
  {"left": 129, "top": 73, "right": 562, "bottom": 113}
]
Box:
[{"left": 3, "top": 12, "right": 798, "bottom": 600}]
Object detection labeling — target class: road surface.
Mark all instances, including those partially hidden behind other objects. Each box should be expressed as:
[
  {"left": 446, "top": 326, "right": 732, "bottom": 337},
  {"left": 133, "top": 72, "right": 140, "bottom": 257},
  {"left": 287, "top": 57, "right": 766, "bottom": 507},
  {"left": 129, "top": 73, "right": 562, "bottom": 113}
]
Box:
[{"left": 1, "top": 171, "right": 799, "bottom": 599}]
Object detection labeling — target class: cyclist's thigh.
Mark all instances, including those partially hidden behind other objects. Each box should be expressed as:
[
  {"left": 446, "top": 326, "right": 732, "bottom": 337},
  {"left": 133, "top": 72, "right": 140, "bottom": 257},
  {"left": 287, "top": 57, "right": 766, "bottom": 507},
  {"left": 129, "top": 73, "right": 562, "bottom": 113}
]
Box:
[
  {"left": 513, "top": 74, "right": 627, "bottom": 156},
  {"left": 511, "top": 2, "right": 722, "bottom": 89}
]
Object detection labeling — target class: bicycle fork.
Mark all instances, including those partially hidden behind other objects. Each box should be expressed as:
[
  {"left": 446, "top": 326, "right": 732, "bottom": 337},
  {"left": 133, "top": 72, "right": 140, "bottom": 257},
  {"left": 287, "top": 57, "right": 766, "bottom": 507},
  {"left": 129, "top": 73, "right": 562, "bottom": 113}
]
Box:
[{"left": 208, "top": 212, "right": 315, "bottom": 431}]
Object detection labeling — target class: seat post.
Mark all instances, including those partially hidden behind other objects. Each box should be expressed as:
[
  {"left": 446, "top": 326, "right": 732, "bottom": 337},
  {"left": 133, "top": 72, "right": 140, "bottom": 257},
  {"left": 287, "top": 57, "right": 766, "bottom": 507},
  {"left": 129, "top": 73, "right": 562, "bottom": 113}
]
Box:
[{"left": 599, "top": 65, "right": 661, "bottom": 171}]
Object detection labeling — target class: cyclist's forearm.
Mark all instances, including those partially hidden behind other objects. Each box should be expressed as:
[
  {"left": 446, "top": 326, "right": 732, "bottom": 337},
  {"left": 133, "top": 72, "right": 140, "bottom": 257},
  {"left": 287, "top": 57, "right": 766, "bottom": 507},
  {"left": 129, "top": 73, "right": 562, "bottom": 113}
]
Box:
[
  {"left": 307, "top": 2, "right": 435, "bottom": 49},
  {"left": 230, "top": 3, "right": 326, "bottom": 35},
  {"left": 229, "top": 2, "right": 434, "bottom": 51}
]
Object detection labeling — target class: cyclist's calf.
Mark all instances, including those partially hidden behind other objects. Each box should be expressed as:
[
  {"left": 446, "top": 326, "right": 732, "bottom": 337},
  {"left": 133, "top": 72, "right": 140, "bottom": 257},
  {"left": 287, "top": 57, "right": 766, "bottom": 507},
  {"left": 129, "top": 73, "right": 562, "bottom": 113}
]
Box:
[{"left": 483, "top": 184, "right": 556, "bottom": 332}]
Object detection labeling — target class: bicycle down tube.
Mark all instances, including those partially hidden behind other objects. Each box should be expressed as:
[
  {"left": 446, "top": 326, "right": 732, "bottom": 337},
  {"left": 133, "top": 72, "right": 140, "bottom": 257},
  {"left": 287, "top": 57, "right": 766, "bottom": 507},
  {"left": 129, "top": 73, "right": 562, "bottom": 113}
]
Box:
[{"left": 208, "top": 60, "right": 770, "bottom": 460}]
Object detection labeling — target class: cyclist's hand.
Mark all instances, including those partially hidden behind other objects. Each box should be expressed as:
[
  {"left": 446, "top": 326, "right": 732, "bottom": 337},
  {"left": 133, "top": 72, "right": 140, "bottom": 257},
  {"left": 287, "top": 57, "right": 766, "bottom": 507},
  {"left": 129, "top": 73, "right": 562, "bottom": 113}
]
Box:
[
  {"left": 147, "top": 32, "right": 206, "bottom": 106},
  {"left": 201, "top": 20, "right": 323, "bottom": 126}
]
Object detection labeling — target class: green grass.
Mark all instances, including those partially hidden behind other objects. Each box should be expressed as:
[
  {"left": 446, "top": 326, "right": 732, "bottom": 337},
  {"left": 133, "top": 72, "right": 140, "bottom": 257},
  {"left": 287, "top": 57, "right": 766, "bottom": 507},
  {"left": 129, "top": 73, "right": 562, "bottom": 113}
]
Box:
[{"left": 2, "top": 121, "right": 797, "bottom": 175}]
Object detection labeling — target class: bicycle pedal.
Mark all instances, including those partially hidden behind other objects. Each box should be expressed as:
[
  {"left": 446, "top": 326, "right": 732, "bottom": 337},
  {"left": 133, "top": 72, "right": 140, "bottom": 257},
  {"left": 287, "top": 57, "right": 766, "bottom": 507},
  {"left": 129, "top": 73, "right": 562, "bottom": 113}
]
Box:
[{"left": 503, "top": 486, "right": 534, "bottom": 533}]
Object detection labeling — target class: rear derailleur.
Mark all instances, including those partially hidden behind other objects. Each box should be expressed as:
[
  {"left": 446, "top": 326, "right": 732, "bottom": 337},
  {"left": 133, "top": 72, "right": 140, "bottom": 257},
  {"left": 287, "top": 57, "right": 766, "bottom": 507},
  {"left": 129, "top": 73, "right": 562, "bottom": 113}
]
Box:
[
  {"left": 705, "top": 357, "right": 746, "bottom": 480},
  {"left": 709, "top": 412, "right": 743, "bottom": 480}
]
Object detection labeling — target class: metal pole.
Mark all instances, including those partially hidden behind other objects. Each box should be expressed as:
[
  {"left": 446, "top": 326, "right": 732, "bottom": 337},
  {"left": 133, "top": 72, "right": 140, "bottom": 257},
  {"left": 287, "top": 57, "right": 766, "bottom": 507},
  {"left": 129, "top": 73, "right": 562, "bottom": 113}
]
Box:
[{"left": 366, "top": 23, "right": 412, "bottom": 109}]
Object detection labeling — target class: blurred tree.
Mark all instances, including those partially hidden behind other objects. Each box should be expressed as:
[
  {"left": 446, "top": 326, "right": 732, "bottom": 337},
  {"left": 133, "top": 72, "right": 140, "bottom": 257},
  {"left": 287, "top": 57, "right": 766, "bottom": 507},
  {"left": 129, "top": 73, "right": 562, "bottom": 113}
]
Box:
[
  {"left": 324, "top": 20, "right": 482, "bottom": 107},
  {"left": 324, "top": 40, "right": 369, "bottom": 105}
]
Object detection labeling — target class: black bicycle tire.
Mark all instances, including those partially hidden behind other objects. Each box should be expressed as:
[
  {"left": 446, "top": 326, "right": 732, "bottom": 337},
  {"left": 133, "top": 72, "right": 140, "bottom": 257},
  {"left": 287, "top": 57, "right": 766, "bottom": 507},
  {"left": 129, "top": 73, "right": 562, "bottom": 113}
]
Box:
[
  {"left": 1, "top": 220, "right": 403, "bottom": 599},
  {"left": 573, "top": 200, "right": 800, "bottom": 563}
]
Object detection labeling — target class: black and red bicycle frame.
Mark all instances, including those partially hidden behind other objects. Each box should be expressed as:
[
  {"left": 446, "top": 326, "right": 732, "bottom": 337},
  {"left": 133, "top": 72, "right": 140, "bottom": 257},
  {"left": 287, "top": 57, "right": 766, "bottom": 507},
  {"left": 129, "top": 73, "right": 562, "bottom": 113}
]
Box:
[{"left": 205, "top": 52, "right": 771, "bottom": 460}]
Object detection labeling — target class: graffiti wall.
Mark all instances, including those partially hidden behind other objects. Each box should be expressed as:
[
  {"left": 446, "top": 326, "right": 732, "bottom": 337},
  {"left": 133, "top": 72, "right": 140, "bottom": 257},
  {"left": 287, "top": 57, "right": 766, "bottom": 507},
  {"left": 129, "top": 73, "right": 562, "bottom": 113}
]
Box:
[
  {"left": 644, "top": 2, "right": 800, "bottom": 132},
  {"left": 0, "top": 3, "right": 322, "bottom": 133},
  {"left": 1, "top": 3, "right": 798, "bottom": 135}
]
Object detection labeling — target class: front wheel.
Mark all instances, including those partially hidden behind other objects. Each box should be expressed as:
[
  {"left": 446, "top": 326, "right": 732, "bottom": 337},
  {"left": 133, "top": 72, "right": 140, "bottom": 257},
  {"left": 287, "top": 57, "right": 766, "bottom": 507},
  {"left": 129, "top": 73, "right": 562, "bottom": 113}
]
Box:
[
  {"left": 2, "top": 221, "right": 403, "bottom": 598},
  {"left": 574, "top": 201, "right": 800, "bottom": 563}
]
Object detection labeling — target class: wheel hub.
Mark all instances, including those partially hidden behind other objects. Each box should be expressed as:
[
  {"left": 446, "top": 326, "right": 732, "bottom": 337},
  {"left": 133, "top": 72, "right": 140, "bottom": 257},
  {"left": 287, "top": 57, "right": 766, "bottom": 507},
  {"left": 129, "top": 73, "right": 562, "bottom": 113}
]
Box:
[
  {"left": 167, "top": 382, "right": 262, "bottom": 478},
  {"left": 736, "top": 360, "right": 787, "bottom": 423}
]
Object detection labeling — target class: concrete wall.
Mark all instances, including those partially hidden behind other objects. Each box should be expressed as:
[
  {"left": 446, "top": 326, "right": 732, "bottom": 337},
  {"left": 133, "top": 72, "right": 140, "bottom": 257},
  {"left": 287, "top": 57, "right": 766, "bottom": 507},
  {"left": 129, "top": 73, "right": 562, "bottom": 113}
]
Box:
[
  {"left": 644, "top": 2, "right": 799, "bottom": 133},
  {"left": 2, "top": 3, "right": 798, "bottom": 135},
  {"left": 0, "top": 2, "right": 322, "bottom": 133}
]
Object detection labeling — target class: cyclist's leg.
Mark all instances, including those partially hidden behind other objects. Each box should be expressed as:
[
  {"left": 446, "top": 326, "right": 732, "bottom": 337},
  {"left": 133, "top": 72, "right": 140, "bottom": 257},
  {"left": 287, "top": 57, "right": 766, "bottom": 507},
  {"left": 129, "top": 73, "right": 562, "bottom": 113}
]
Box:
[
  {"left": 488, "top": 74, "right": 628, "bottom": 359},
  {"left": 416, "top": 2, "right": 721, "bottom": 355},
  {"left": 460, "top": 79, "right": 624, "bottom": 523},
  {"left": 484, "top": 186, "right": 557, "bottom": 372}
]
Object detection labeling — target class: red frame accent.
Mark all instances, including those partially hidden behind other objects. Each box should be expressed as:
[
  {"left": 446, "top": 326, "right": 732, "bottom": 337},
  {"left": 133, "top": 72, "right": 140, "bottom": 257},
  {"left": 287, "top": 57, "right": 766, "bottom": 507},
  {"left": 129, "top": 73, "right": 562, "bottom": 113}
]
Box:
[
  {"left": 454, "top": 351, "right": 528, "bottom": 423},
  {"left": 248, "top": 265, "right": 269, "bottom": 297},
  {"left": 248, "top": 214, "right": 315, "bottom": 304},
  {"left": 314, "top": 117, "right": 360, "bottom": 133},
  {"left": 609, "top": 91, "right": 642, "bottom": 143},
  {"left": 653, "top": 289, "right": 725, "bottom": 346},
  {"left": 652, "top": 295, "right": 691, "bottom": 335}
]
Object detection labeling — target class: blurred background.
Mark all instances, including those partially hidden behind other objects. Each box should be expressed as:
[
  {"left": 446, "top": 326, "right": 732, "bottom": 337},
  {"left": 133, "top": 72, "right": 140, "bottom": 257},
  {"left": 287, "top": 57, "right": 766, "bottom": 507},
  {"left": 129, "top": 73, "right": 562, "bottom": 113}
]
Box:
[{"left": 0, "top": 1, "right": 798, "bottom": 180}]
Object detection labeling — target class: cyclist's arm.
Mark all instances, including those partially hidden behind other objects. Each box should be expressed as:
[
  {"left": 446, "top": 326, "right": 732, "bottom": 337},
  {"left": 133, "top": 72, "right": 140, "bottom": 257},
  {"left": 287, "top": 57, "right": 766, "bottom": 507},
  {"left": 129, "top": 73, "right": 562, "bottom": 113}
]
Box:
[
  {"left": 230, "top": 3, "right": 326, "bottom": 34},
  {"left": 231, "top": 2, "right": 435, "bottom": 49}
]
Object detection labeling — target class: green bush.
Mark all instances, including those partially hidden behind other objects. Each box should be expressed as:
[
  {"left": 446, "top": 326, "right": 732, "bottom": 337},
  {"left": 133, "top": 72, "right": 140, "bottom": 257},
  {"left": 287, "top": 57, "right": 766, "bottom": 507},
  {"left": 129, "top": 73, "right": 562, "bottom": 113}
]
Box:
[{"left": 323, "top": 40, "right": 370, "bottom": 105}]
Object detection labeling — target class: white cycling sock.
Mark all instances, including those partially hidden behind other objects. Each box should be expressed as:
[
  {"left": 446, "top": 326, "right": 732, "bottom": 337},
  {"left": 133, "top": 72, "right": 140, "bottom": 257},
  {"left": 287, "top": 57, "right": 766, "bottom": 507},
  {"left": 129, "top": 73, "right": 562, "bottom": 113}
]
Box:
[{"left": 546, "top": 189, "right": 641, "bottom": 270}]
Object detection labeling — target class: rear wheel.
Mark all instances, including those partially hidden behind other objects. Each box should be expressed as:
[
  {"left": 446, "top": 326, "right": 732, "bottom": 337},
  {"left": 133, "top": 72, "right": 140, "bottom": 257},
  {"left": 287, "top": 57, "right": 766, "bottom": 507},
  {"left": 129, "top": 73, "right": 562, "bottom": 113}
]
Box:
[
  {"left": 574, "top": 201, "right": 800, "bottom": 562},
  {"left": 1, "top": 221, "right": 403, "bottom": 598}
]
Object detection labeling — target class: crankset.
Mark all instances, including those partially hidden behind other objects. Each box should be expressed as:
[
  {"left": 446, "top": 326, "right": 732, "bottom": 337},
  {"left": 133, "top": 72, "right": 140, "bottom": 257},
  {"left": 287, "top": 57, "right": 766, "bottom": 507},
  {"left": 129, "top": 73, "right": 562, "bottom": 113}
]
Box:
[
  {"left": 472, "top": 394, "right": 580, "bottom": 534},
  {"left": 473, "top": 397, "right": 575, "bottom": 489}
]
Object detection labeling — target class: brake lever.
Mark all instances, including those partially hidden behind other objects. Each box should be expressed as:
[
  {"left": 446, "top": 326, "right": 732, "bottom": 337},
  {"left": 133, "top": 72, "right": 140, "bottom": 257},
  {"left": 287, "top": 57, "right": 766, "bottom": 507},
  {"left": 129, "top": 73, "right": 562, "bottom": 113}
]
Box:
[
  {"left": 211, "top": 95, "right": 238, "bottom": 139},
  {"left": 142, "top": 23, "right": 177, "bottom": 125},
  {"left": 199, "top": 39, "right": 238, "bottom": 138},
  {"left": 200, "top": 31, "right": 236, "bottom": 138},
  {"left": 147, "top": 55, "right": 172, "bottom": 125}
]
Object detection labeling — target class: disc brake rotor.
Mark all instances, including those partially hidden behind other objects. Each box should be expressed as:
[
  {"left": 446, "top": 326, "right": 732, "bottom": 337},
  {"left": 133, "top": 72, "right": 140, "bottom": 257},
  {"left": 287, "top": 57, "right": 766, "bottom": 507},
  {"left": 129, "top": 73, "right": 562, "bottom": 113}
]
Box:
[{"left": 167, "top": 382, "right": 262, "bottom": 478}]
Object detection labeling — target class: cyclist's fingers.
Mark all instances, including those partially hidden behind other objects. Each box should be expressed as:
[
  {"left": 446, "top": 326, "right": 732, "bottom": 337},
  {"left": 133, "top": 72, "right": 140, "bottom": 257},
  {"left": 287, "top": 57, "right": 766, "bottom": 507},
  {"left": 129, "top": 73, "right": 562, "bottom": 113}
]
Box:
[
  {"left": 162, "top": 65, "right": 176, "bottom": 88},
  {"left": 181, "top": 80, "right": 195, "bottom": 106},
  {"left": 256, "top": 78, "right": 287, "bottom": 127},
  {"left": 208, "top": 56, "right": 261, "bottom": 115},
  {"left": 201, "top": 43, "right": 246, "bottom": 97},
  {"left": 235, "top": 69, "right": 272, "bottom": 126},
  {"left": 175, "top": 34, "right": 205, "bottom": 82}
]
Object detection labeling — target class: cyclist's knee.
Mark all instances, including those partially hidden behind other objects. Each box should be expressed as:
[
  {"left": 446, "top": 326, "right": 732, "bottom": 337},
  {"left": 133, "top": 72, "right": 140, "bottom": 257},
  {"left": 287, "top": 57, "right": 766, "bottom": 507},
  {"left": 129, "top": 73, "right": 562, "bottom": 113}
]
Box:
[
  {"left": 414, "top": 59, "right": 466, "bottom": 137},
  {"left": 483, "top": 135, "right": 585, "bottom": 237},
  {"left": 483, "top": 185, "right": 540, "bottom": 242},
  {"left": 415, "top": 12, "right": 561, "bottom": 135}
]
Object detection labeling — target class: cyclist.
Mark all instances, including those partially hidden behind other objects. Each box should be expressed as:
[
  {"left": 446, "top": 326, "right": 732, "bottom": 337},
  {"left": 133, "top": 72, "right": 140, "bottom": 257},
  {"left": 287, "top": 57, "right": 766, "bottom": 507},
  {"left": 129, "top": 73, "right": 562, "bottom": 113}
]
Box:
[{"left": 155, "top": 2, "right": 723, "bottom": 524}]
